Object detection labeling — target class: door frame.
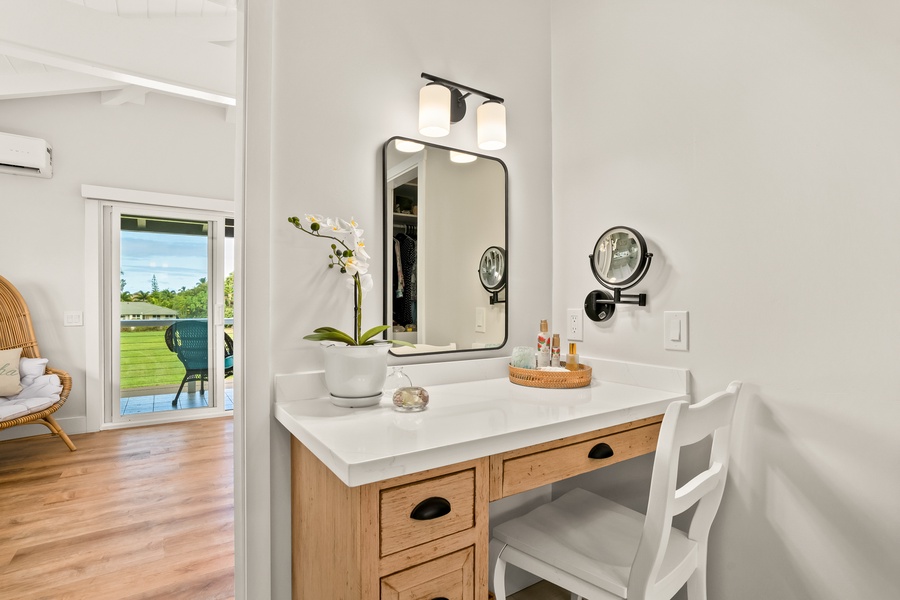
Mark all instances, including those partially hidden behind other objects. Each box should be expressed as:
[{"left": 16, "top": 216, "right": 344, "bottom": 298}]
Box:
[
  {"left": 83, "top": 184, "right": 234, "bottom": 431},
  {"left": 106, "top": 204, "right": 229, "bottom": 424}
]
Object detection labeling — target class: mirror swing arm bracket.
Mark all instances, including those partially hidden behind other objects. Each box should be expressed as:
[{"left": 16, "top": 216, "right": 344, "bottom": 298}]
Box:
[{"left": 488, "top": 290, "right": 506, "bottom": 305}]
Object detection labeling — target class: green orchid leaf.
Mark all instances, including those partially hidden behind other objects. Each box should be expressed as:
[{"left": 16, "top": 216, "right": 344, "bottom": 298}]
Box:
[
  {"left": 303, "top": 329, "right": 357, "bottom": 345},
  {"left": 311, "top": 326, "right": 344, "bottom": 334},
  {"left": 358, "top": 325, "right": 391, "bottom": 344}
]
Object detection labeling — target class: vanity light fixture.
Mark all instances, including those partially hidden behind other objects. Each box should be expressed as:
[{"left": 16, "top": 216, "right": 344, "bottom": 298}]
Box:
[
  {"left": 394, "top": 139, "right": 425, "bottom": 153},
  {"left": 450, "top": 150, "right": 477, "bottom": 164},
  {"left": 418, "top": 72, "right": 506, "bottom": 150}
]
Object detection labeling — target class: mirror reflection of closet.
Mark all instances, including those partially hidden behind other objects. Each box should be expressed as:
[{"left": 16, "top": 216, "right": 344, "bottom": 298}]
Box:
[{"left": 388, "top": 159, "right": 421, "bottom": 345}]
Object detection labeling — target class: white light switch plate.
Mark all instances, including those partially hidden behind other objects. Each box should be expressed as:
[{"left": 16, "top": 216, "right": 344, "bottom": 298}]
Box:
[
  {"left": 64, "top": 311, "right": 83, "bottom": 327},
  {"left": 475, "top": 307, "right": 486, "bottom": 333},
  {"left": 664, "top": 311, "right": 688, "bottom": 351}
]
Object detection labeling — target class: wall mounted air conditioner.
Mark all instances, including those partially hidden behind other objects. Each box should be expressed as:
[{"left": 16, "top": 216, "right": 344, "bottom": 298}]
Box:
[{"left": 0, "top": 132, "right": 52, "bottom": 178}]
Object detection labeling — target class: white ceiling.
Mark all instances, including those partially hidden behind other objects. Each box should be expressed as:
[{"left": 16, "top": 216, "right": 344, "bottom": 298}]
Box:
[{"left": 0, "top": 0, "right": 238, "bottom": 111}]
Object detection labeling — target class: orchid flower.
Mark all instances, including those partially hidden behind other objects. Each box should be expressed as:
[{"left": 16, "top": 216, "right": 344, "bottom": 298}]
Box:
[{"left": 287, "top": 214, "right": 413, "bottom": 347}]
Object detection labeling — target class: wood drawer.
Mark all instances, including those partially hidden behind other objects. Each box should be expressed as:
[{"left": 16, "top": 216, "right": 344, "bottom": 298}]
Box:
[
  {"left": 380, "top": 468, "right": 477, "bottom": 557},
  {"left": 494, "top": 418, "right": 662, "bottom": 499},
  {"left": 380, "top": 546, "right": 475, "bottom": 600}
]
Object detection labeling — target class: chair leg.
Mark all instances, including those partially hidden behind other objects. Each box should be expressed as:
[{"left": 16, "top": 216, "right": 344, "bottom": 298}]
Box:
[
  {"left": 687, "top": 556, "right": 708, "bottom": 600},
  {"left": 40, "top": 415, "right": 77, "bottom": 451},
  {"left": 493, "top": 545, "right": 509, "bottom": 600},
  {"left": 172, "top": 377, "right": 189, "bottom": 406}
]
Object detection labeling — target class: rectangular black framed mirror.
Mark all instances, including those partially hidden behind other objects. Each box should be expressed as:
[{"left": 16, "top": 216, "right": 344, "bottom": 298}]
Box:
[{"left": 382, "top": 136, "right": 508, "bottom": 356}]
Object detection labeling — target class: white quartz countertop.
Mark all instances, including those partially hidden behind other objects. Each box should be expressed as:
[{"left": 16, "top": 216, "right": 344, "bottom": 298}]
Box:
[{"left": 274, "top": 357, "right": 689, "bottom": 487}]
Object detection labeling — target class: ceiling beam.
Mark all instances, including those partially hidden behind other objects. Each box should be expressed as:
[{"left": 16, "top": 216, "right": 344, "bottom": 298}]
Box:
[
  {"left": 0, "top": 0, "right": 236, "bottom": 106},
  {"left": 101, "top": 85, "right": 148, "bottom": 106},
  {"left": 0, "top": 69, "right": 123, "bottom": 100}
]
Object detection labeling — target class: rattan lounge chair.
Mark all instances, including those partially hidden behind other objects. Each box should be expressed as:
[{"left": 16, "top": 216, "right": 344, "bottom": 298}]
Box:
[{"left": 0, "top": 274, "right": 76, "bottom": 451}]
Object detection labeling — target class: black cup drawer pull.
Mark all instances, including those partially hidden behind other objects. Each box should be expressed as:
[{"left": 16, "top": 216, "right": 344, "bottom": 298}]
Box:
[
  {"left": 588, "top": 442, "right": 615, "bottom": 460},
  {"left": 430, "top": 597, "right": 449, "bottom": 600},
  {"left": 410, "top": 496, "right": 452, "bottom": 521}
]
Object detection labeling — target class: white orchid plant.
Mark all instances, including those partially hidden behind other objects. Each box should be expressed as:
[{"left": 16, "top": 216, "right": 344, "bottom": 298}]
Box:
[{"left": 288, "top": 214, "right": 413, "bottom": 347}]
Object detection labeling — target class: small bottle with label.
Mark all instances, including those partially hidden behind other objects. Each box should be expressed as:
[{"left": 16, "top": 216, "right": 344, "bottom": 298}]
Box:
[
  {"left": 537, "top": 320, "right": 550, "bottom": 352},
  {"left": 537, "top": 320, "right": 551, "bottom": 368},
  {"left": 550, "top": 334, "right": 561, "bottom": 367}
]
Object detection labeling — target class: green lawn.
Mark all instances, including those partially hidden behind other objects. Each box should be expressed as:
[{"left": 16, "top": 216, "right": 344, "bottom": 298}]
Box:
[{"left": 120, "top": 329, "right": 184, "bottom": 389}]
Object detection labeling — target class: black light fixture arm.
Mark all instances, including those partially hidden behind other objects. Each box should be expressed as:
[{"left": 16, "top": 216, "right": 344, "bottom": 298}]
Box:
[{"left": 421, "top": 73, "right": 504, "bottom": 104}]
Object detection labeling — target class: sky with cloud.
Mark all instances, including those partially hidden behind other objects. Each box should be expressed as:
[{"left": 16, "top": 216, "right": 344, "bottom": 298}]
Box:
[{"left": 121, "top": 230, "right": 235, "bottom": 293}]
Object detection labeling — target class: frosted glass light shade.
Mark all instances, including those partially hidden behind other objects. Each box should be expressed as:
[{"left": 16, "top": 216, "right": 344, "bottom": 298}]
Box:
[
  {"left": 419, "top": 84, "right": 451, "bottom": 137},
  {"left": 477, "top": 101, "right": 506, "bottom": 150},
  {"left": 395, "top": 139, "right": 425, "bottom": 153},
  {"left": 450, "top": 151, "right": 477, "bottom": 164}
]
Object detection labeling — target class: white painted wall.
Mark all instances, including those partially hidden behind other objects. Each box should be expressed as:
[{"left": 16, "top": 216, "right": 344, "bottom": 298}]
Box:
[
  {"left": 550, "top": 1, "right": 900, "bottom": 598},
  {"left": 0, "top": 92, "right": 234, "bottom": 442},
  {"left": 255, "top": 0, "right": 552, "bottom": 594}
]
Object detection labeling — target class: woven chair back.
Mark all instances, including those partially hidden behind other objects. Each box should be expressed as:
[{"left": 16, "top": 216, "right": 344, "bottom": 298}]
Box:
[{"left": 0, "top": 274, "right": 41, "bottom": 359}]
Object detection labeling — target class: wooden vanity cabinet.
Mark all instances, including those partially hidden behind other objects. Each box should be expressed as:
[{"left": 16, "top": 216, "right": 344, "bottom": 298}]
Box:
[
  {"left": 290, "top": 414, "right": 663, "bottom": 599},
  {"left": 291, "top": 439, "right": 489, "bottom": 600}
]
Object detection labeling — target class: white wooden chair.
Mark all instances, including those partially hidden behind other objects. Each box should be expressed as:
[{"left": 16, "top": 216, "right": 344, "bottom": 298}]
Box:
[{"left": 492, "top": 381, "right": 742, "bottom": 600}]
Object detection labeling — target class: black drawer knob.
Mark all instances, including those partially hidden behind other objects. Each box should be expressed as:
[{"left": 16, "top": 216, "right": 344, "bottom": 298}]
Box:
[
  {"left": 410, "top": 496, "right": 451, "bottom": 521},
  {"left": 588, "top": 442, "right": 614, "bottom": 460}
]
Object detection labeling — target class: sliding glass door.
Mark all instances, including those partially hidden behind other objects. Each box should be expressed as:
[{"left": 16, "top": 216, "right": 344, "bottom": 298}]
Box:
[{"left": 104, "top": 205, "right": 232, "bottom": 424}]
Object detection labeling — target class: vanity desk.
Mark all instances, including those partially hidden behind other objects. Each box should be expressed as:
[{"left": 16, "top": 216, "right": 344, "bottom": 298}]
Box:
[{"left": 275, "top": 357, "right": 689, "bottom": 600}]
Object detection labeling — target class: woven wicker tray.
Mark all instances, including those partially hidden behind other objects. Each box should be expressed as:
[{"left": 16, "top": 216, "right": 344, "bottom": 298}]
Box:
[{"left": 508, "top": 363, "right": 592, "bottom": 389}]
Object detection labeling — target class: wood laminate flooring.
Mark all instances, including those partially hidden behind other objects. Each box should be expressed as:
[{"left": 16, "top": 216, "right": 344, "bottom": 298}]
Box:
[{"left": 0, "top": 417, "right": 234, "bottom": 600}]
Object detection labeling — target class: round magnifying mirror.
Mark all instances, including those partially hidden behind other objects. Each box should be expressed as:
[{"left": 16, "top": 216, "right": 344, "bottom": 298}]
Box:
[
  {"left": 478, "top": 246, "right": 506, "bottom": 292},
  {"left": 590, "top": 226, "right": 649, "bottom": 288}
]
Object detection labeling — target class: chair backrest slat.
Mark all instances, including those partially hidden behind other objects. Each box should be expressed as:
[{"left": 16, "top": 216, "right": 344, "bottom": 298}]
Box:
[{"left": 672, "top": 461, "right": 724, "bottom": 515}]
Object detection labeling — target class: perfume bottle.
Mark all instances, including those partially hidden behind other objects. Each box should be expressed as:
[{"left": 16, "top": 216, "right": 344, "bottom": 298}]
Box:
[
  {"left": 550, "top": 333, "right": 561, "bottom": 367},
  {"left": 383, "top": 366, "right": 412, "bottom": 397}
]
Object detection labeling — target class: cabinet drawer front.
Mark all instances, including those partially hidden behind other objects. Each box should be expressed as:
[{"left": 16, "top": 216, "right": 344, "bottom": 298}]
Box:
[
  {"left": 380, "top": 469, "right": 476, "bottom": 557},
  {"left": 380, "top": 546, "right": 474, "bottom": 600},
  {"left": 500, "top": 422, "right": 661, "bottom": 498}
]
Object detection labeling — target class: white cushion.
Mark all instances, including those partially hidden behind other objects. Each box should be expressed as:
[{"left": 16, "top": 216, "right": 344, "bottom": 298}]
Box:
[
  {"left": 12, "top": 374, "right": 62, "bottom": 400},
  {"left": 19, "top": 356, "right": 48, "bottom": 387},
  {"left": 0, "top": 372, "right": 62, "bottom": 423}
]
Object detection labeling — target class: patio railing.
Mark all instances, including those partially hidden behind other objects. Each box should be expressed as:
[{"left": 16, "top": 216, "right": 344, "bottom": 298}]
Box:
[{"left": 120, "top": 318, "right": 234, "bottom": 396}]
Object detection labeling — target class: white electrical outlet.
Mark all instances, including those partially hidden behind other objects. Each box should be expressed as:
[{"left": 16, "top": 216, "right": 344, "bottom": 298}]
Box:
[
  {"left": 475, "top": 307, "right": 486, "bottom": 333},
  {"left": 567, "top": 309, "right": 583, "bottom": 341}
]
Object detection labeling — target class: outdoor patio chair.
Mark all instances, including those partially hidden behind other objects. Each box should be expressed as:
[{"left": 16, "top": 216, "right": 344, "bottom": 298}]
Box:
[
  {"left": 0, "top": 274, "right": 76, "bottom": 451},
  {"left": 165, "top": 320, "right": 234, "bottom": 406}
]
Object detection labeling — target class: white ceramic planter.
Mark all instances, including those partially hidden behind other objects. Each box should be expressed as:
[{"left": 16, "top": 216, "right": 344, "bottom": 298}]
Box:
[{"left": 321, "top": 342, "right": 391, "bottom": 407}]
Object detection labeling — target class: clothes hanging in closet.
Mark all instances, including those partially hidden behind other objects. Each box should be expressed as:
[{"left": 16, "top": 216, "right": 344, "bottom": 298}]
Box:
[{"left": 393, "top": 232, "right": 417, "bottom": 327}]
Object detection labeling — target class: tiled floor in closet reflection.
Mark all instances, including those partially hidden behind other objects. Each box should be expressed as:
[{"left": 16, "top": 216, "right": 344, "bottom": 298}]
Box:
[{"left": 121, "top": 386, "right": 234, "bottom": 415}]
